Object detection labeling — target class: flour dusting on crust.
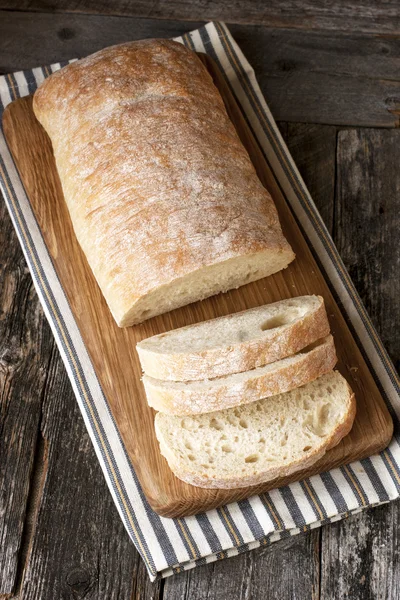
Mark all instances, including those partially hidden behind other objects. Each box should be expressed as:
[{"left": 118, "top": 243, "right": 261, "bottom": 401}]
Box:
[{"left": 33, "top": 40, "right": 294, "bottom": 325}]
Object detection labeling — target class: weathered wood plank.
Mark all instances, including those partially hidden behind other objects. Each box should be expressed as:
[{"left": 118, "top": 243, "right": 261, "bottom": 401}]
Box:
[
  {"left": 1, "top": 0, "right": 400, "bottom": 35},
  {"left": 279, "top": 123, "right": 337, "bottom": 232},
  {"left": 0, "top": 11, "right": 200, "bottom": 72},
  {"left": 319, "top": 127, "right": 400, "bottom": 600},
  {"left": 0, "top": 195, "right": 54, "bottom": 596},
  {"left": 321, "top": 503, "right": 400, "bottom": 600},
  {"left": 231, "top": 26, "right": 400, "bottom": 128},
  {"left": 335, "top": 128, "right": 400, "bottom": 370},
  {"left": 0, "top": 12, "right": 399, "bottom": 127},
  {"left": 163, "top": 532, "right": 320, "bottom": 600},
  {"left": 17, "top": 348, "right": 162, "bottom": 600}
]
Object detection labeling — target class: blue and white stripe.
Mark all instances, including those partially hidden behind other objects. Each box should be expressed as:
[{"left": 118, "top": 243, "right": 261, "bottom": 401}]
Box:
[{"left": 0, "top": 22, "right": 398, "bottom": 581}]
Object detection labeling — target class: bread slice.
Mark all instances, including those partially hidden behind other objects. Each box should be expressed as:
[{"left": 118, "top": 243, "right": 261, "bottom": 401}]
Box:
[
  {"left": 143, "top": 335, "right": 336, "bottom": 415},
  {"left": 155, "top": 371, "right": 356, "bottom": 488},
  {"left": 137, "top": 296, "right": 329, "bottom": 381}
]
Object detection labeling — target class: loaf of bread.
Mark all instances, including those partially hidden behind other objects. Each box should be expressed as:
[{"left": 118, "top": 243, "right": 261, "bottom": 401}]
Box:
[
  {"left": 155, "top": 371, "right": 356, "bottom": 488},
  {"left": 144, "top": 334, "right": 337, "bottom": 414},
  {"left": 137, "top": 295, "right": 329, "bottom": 381},
  {"left": 33, "top": 39, "right": 294, "bottom": 326}
]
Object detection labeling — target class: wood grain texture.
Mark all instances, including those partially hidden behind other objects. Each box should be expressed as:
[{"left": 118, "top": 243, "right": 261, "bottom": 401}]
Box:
[
  {"left": 230, "top": 26, "right": 400, "bottom": 128},
  {"left": 163, "top": 531, "right": 320, "bottom": 600},
  {"left": 321, "top": 503, "right": 400, "bottom": 600},
  {"left": 2, "top": 55, "right": 393, "bottom": 518},
  {"left": 0, "top": 11, "right": 200, "bottom": 72},
  {"left": 1, "top": 0, "right": 400, "bottom": 34},
  {"left": 335, "top": 129, "right": 400, "bottom": 372},
  {"left": 317, "top": 126, "right": 400, "bottom": 600},
  {"left": 280, "top": 123, "right": 337, "bottom": 232},
  {"left": 1, "top": 11, "right": 400, "bottom": 128},
  {"left": 18, "top": 349, "right": 159, "bottom": 600},
  {"left": 0, "top": 187, "right": 54, "bottom": 595}
]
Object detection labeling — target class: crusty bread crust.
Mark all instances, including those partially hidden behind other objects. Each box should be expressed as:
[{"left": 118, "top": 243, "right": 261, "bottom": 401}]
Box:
[
  {"left": 154, "top": 375, "right": 356, "bottom": 489},
  {"left": 144, "top": 335, "right": 337, "bottom": 414},
  {"left": 33, "top": 39, "right": 294, "bottom": 326},
  {"left": 137, "top": 296, "right": 329, "bottom": 381}
]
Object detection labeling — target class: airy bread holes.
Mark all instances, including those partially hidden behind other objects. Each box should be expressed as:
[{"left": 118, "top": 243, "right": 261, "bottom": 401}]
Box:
[
  {"left": 260, "top": 305, "right": 305, "bottom": 331},
  {"left": 260, "top": 313, "right": 294, "bottom": 331},
  {"left": 318, "top": 404, "right": 331, "bottom": 428},
  {"left": 180, "top": 418, "right": 197, "bottom": 431},
  {"left": 210, "top": 418, "right": 223, "bottom": 431},
  {"left": 245, "top": 454, "right": 259, "bottom": 463}
]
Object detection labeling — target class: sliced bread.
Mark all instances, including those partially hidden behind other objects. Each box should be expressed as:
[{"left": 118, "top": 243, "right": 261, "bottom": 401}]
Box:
[
  {"left": 137, "top": 295, "right": 330, "bottom": 381},
  {"left": 143, "top": 335, "right": 337, "bottom": 415},
  {"left": 155, "top": 371, "right": 356, "bottom": 488}
]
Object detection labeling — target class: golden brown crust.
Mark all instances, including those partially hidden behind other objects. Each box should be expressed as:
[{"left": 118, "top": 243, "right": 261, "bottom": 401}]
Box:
[
  {"left": 33, "top": 39, "right": 294, "bottom": 326},
  {"left": 144, "top": 335, "right": 337, "bottom": 414}
]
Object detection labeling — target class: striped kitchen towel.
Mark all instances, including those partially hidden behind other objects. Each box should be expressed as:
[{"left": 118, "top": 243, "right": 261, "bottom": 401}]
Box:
[{"left": 0, "top": 22, "right": 399, "bottom": 581}]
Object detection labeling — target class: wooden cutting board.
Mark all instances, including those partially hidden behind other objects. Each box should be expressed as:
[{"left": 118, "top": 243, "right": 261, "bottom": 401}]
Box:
[{"left": 2, "top": 54, "right": 393, "bottom": 518}]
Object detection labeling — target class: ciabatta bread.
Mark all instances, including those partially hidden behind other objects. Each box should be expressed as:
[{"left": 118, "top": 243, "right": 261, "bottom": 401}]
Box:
[
  {"left": 143, "top": 335, "right": 336, "bottom": 414},
  {"left": 155, "top": 371, "right": 356, "bottom": 488},
  {"left": 137, "top": 295, "right": 329, "bottom": 381},
  {"left": 33, "top": 39, "right": 294, "bottom": 327}
]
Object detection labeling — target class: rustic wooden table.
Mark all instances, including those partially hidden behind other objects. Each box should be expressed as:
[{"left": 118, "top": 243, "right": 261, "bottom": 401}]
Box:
[{"left": 0, "top": 3, "right": 399, "bottom": 599}]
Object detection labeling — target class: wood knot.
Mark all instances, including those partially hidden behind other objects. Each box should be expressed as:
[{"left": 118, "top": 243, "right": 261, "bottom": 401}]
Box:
[
  {"left": 65, "top": 567, "right": 93, "bottom": 597},
  {"left": 58, "top": 27, "right": 76, "bottom": 41},
  {"left": 276, "top": 59, "right": 297, "bottom": 73},
  {"left": 0, "top": 345, "right": 23, "bottom": 369},
  {"left": 385, "top": 96, "right": 400, "bottom": 109}
]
